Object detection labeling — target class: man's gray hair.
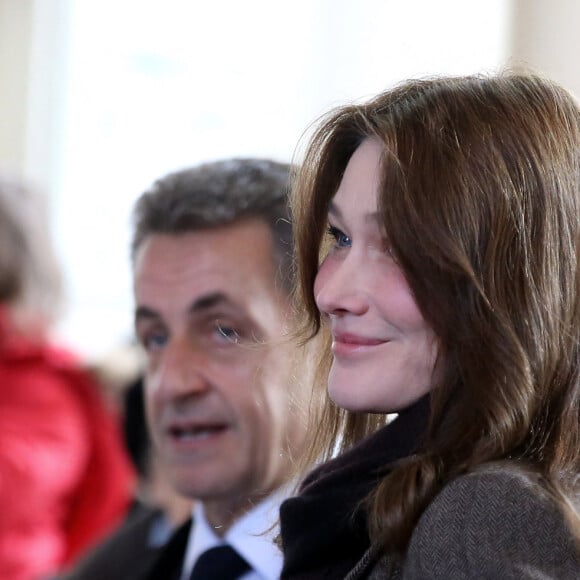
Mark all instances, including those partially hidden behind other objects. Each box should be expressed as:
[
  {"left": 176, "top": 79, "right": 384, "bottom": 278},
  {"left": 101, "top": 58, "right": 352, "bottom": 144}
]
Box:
[{"left": 131, "top": 158, "right": 295, "bottom": 293}]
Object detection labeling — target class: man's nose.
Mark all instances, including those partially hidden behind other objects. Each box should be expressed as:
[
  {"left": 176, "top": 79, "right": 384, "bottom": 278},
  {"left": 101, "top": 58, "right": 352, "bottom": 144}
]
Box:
[{"left": 153, "top": 336, "right": 210, "bottom": 401}]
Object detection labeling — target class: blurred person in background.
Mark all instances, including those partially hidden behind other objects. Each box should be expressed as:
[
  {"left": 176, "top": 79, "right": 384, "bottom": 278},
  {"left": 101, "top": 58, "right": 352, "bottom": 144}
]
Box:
[{"left": 0, "top": 175, "right": 134, "bottom": 580}]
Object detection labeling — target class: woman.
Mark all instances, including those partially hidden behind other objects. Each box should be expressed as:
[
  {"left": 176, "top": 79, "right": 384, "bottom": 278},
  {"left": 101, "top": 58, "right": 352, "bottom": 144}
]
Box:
[
  {"left": 0, "top": 176, "right": 134, "bottom": 580},
  {"left": 279, "top": 74, "right": 580, "bottom": 579}
]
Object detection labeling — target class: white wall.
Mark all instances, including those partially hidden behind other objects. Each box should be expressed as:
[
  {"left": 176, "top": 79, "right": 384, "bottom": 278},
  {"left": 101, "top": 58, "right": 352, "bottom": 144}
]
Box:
[
  {"left": 4, "top": 0, "right": 580, "bottom": 362},
  {"left": 52, "top": 0, "right": 510, "bottom": 360},
  {"left": 0, "top": 0, "right": 33, "bottom": 176},
  {"left": 509, "top": 0, "right": 580, "bottom": 97}
]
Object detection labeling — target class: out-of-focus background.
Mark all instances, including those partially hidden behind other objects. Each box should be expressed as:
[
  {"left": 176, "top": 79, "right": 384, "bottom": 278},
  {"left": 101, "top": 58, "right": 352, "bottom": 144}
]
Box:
[{"left": 1, "top": 0, "right": 579, "bottom": 363}]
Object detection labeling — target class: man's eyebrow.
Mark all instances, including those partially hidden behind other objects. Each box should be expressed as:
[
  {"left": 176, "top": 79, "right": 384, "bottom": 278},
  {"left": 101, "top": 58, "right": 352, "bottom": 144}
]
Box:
[
  {"left": 134, "top": 305, "right": 160, "bottom": 322},
  {"left": 134, "top": 292, "right": 235, "bottom": 324},
  {"left": 189, "top": 292, "right": 233, "bottom": 313}
]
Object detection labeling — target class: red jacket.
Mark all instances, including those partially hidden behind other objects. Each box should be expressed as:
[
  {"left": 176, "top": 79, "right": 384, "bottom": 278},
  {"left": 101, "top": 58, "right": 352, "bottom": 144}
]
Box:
[{"left": 0, "top": 313, "right": 135, "bottom": 580}]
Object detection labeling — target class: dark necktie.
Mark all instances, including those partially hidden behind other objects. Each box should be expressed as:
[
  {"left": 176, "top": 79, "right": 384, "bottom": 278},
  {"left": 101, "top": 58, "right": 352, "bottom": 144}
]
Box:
[{"left": 189, "top": 545, "right": 251, "bottom": 580}]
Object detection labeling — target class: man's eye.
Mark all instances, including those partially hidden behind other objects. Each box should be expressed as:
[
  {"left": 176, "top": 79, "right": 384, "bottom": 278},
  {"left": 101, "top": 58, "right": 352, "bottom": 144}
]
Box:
[
  {"left": 327, "top": 225, "right": 352, "bottom": 248},
  {"left": 214, "top": 321, "right": 241, "bottom": 344},
  {"left": 141, "top": 332, "right": 168, "bottom": 351}
]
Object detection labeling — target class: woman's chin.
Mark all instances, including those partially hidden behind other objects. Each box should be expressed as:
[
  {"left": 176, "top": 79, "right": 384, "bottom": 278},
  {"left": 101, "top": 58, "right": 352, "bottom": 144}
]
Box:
[{"left": 328, "top": 382, "right": 373, "bottom": 413}]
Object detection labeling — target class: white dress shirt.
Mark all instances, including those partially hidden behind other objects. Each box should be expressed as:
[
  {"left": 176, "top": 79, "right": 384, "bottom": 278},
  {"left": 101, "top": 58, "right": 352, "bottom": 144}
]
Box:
[{"left": 180, "top": 488, "right": 287, "bottom": 580}]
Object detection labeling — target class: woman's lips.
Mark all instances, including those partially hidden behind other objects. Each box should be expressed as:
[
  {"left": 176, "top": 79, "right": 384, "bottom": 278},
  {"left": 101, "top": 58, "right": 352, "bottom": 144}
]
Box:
[{"left": 331, "top": 332, "right": 387, "bottom": 356}]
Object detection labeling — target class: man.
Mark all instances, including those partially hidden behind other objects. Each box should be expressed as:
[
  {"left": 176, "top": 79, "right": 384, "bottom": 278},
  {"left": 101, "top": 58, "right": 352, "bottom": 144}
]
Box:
[{"left": 131, "top": 158, "right": 308, "bottom": 580}]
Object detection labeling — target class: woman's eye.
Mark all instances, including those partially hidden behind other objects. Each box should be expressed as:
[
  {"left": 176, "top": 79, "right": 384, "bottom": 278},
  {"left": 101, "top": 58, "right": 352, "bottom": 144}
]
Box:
[
  {"left": 214, "top": 321, "right": 241, "bottom": 344},
  {"left": 327, "top": 225, "right": 352, "bottom": 248}
]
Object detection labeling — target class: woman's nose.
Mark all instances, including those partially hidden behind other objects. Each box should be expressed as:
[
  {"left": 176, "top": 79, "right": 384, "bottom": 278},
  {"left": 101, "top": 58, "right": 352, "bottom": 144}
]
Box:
[{"left": 314, "top": 253, "right": 369, "bottom": 317}]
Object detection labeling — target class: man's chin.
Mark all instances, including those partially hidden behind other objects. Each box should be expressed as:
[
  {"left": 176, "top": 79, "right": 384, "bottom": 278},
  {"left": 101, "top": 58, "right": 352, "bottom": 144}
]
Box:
[{"left": 169, "top": 467, "right": 234, "bottom": 502}]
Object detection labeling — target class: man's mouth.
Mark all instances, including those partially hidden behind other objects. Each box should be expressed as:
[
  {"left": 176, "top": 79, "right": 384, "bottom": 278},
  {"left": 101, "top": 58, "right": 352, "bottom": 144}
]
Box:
[{"left": 168, "top": 424, "right": 227, "bottom": 441}]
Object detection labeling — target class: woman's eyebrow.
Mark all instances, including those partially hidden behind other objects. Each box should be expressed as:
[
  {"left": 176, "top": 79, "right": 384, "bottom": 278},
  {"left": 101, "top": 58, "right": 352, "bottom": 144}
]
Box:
[
  {"left": 328, "top": 200, "right": 380, "bottom": 224},
  {"left": 327, "top": 200, "right": 342, "bottom": 219}
]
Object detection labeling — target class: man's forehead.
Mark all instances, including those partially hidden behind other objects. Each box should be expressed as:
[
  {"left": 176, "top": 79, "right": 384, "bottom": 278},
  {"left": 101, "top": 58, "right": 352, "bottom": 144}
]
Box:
[
  {"left": 132, "top": 223, "right": 285, "bottom": 317},
  {"left": 135, "top": 222, "right": 275, "bottom": 274},
  {"left": 141, "top": 218, "right": 272, "bottom": 248}
]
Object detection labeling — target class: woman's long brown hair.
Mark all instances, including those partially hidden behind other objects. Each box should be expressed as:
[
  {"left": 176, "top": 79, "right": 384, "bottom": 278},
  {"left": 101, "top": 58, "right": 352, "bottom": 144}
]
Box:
[{"left": 291, "top": 73, "right": 580, "bottom": 554}]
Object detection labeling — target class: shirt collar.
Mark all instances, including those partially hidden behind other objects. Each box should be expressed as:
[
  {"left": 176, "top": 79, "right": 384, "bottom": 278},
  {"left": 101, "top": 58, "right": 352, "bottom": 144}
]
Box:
[{"left": 181, "top": 487, "right": 288, "bottom": 580}]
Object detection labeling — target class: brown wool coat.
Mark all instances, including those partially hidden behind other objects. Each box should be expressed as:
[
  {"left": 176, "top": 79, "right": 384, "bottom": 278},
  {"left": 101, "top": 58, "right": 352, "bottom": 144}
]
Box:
[{"left": 346, "top": 466, "right": 580, "bottom": 580}]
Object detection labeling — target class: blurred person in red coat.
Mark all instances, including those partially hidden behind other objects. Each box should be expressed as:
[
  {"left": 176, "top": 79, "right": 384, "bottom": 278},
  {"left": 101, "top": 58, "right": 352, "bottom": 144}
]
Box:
[{"left": 0, "top": 175, "right": 135, "bottom": 580}]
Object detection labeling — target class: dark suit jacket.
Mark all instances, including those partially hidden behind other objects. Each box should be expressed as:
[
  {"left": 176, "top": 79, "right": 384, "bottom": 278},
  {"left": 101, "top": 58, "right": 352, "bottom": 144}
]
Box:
[
  {"left": 347, "top": 466, "right": 580, "bottom": 579},
  {"left": 142, "top": 519, "right": 192, "bottom": 580},
  {"left": 60, "top": 506, "right": 190, "bottom": 580}
]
